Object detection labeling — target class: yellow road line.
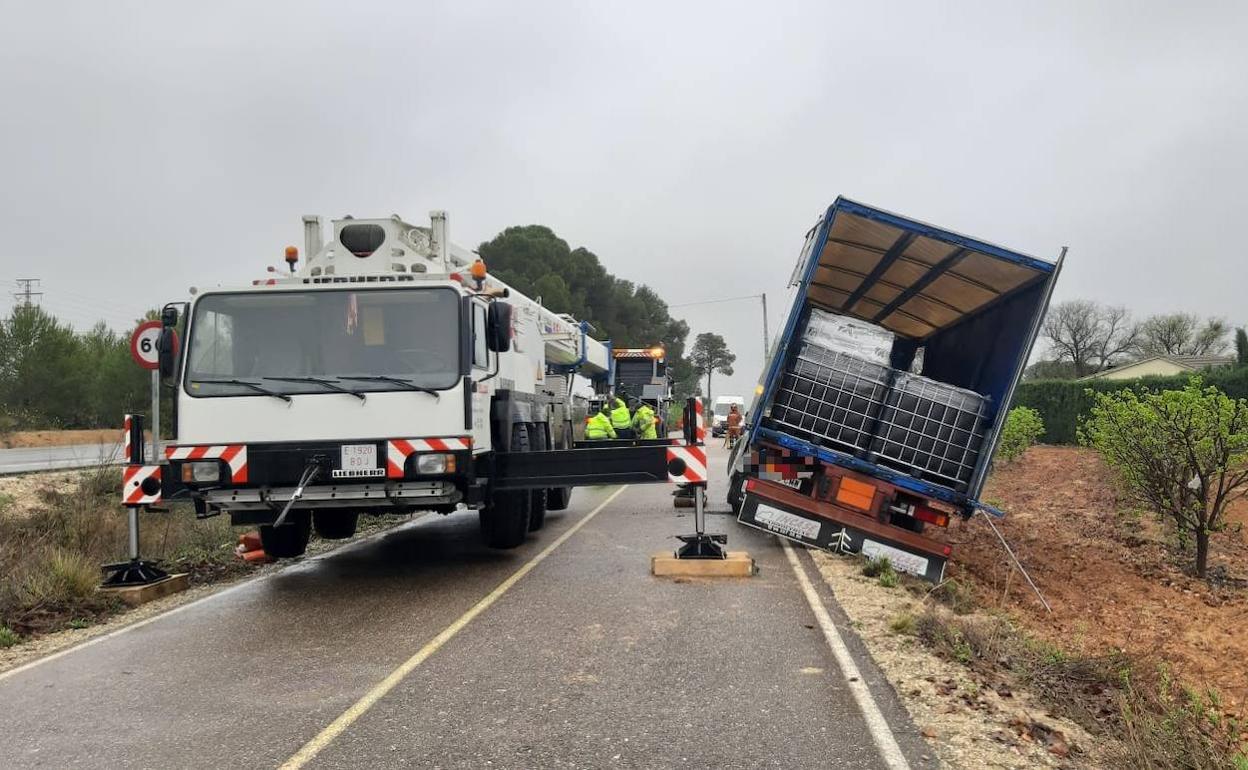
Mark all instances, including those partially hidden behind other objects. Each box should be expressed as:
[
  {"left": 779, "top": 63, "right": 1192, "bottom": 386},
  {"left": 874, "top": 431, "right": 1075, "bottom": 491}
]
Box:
[{"left": 279, "top": 486, "right": 627, "bottom": 770}]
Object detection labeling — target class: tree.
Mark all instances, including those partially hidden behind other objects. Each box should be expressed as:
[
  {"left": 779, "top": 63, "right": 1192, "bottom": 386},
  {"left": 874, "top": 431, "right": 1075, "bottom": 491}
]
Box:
[
  {"left": 1235, "top": 327, "right": 1248, "bottom": 366},
  {"left": 1023, "top": 360, "right": 1079, "bottom": 381},
  {"left": 478, "top": 224, "right": 693, "bottom": 390},
  {"left": 1041, "top": 300, "right": 1139, "bottom": 377},
  {"left": 1080, "top": 379, "right": 1248, "bottom": 577},
  {"left": 0, "top": 307, "right": 88, "bottom": 428},
  {"left": 1136, "top": 313, "right": 1229, "bottom": 357},
  {"left": 689, "top": 332, "right": 735, "bottom": 404}
]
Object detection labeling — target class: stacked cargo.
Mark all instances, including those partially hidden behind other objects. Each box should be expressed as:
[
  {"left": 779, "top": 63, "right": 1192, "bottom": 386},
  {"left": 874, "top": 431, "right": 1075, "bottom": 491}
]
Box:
[
  {"left": 870, "top": 373, "right": 988, "bottom": 491},
  {"left": 770, "top": 343, "right": 891, "bottom": 455},
  {"left": 766, "top": 308, "right": 989, "bottom": 491}
]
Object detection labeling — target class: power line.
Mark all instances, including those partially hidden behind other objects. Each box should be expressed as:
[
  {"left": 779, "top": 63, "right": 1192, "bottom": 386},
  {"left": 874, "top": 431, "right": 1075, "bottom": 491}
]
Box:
[
  {"left": 667, "top": 293, "right": 764, "bottom": 309},
  {"left": 667, "top": 292, "right": 772, "bottom": 360}
]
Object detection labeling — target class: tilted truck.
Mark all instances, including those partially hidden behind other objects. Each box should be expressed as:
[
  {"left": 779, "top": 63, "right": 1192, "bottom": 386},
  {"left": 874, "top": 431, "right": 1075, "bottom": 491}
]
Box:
[
  {"left": 123, "top": 212, "right": 706, "bottom": 561},
  {"left": 728, "top": 198, "right": 1063, "bottom": 582}
]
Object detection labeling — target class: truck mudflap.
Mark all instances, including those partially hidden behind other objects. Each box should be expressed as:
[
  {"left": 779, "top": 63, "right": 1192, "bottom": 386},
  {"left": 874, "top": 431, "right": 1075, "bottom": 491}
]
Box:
[{"left": 738, "top": 479, "right": 949, "bottom": 583}]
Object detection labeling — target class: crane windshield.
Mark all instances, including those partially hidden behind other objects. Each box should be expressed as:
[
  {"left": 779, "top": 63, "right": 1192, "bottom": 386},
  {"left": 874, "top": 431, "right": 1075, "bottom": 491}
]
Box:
[{"left": 184, "top": 287, "right": 461, "bottom": 397}]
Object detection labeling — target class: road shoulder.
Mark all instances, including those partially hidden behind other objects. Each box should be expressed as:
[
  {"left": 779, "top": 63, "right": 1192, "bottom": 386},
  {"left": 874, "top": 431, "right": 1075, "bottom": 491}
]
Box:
[{"left": 809, "top": 549, "right": 1096, "bottom": 769}]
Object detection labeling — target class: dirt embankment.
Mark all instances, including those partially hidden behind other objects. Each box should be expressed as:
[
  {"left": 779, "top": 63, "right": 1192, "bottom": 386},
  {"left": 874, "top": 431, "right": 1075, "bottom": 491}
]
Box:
[
  {"left": 2, "top": 429, "right": 135, "bottom": 449},
  {"left": 947, "top": 445, "right": 1248, "bottom": 712}
]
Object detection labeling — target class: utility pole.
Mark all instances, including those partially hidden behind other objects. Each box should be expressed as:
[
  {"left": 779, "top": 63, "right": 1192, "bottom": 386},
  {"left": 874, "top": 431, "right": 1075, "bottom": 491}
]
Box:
[
  {"left": 14, "top": 278, "right": 42, "bottom": 310},
  {"left": 761, "top": 293, "right": 770, "bottom": 359}
]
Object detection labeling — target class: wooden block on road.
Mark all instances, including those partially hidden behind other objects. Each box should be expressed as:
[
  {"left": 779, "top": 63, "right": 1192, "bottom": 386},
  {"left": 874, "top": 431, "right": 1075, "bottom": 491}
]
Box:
[
  {"left": 651, "top": 551, "right": 755, "bottom": 578},
  {"left": 99, "top": 573, "right": 190, "bottom": 606}
]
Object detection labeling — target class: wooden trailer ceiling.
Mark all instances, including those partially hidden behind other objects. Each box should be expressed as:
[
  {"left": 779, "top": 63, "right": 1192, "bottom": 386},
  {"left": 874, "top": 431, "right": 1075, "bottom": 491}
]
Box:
[{"left": 809, "top": 210, "right": 1049, "bottom": 340}]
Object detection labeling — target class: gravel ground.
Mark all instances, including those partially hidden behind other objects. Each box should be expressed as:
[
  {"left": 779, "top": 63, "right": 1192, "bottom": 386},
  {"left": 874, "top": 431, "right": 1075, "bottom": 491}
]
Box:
[{"left": 809, "top": 549, "right": 1101, "bottom": 770}]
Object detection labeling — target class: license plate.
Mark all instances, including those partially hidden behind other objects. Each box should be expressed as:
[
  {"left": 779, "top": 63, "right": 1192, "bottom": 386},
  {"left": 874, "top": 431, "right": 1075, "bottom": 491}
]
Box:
[
  {"left": 335, "top": 444, "right": 383, "bottom": 478},
  {"left": 754, "top": 503, "right": 823, "bottom": 540},
  {"left": 861, "top": 539, "right": 930, "bottom": 577}
]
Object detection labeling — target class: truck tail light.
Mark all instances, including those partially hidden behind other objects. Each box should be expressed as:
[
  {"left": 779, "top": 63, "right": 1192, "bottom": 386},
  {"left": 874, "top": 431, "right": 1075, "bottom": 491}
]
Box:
[
  {"left": 835, "top": 477, "right": 875, "bottom": 511},
  {"left": 914, "top": 504, "right": 950, "bottom": 528}
]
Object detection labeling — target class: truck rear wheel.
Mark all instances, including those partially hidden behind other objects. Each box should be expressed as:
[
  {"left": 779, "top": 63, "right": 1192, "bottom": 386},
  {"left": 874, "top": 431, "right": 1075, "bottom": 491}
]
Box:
[
  {"left": 479, "top": 423, "right": 532, "bottom": 549},
  {"left": 312, "top": 510, "right": 358, "bottom": 540},
  {"left": 727, "top": 471, "right": 745, "bottom": 513},
  {"left": 259, "top": 513, "right": 311, "bottom": 559}
]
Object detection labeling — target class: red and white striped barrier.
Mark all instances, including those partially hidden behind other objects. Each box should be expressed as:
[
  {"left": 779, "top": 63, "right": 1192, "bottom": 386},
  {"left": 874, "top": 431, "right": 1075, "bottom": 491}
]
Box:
[
  {"left": 667, "top": 445, "right": 708, "bottom": 483},
  {"left": 165, "top": 444, "right": 249, "bottom": 483},
  {"left": 122, "top": 464, "right": 162, "bottom": 506},
  {"left": 386, "top": 437, "right": 473, "bottom": 478},
  {"left": 122, "top": 414, "right": 132, "bottom": 461},
  {"left": 694, "top": 399, "right": 706, "bottom": 444}
]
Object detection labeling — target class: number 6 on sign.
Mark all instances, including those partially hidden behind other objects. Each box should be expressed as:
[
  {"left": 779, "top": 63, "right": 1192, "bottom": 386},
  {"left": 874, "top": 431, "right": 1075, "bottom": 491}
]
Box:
[{"left": 129, "top": 320, "right": 175, "bottom": 371}]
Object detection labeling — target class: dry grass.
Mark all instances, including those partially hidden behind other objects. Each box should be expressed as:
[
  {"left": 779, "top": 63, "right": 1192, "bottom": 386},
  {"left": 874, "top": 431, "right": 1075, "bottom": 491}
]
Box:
[
  {"left": 914, "top": 606, "right": 1248, "bottom": 769},
  {"left": 0, "top": 466, "right": 244, "bottom": 639}
]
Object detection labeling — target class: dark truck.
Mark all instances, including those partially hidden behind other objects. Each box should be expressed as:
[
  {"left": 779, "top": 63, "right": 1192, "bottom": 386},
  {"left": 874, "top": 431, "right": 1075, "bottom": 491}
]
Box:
[{"left": 728, "top": 198, "right": 1062, "bottom": 582}]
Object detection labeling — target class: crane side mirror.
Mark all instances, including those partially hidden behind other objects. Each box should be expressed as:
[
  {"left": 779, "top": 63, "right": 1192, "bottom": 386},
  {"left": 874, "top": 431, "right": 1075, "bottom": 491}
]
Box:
[
  {"left": 486, "top": 301, "right": 513, "bottom": 353},
  {"left": 157, "top": 306, "right": 180, "bottom": 379}
]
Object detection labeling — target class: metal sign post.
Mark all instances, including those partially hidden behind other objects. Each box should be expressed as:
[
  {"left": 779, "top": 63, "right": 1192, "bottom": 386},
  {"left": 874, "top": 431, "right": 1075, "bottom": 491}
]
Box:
[{"left": 151, "top": 368, "right": 160, "bottom": 462}]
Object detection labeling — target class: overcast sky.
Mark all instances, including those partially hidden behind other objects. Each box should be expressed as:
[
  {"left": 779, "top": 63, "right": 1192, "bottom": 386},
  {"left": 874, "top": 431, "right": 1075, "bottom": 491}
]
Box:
[{"left": 2, "top": 1, "right": 1245, "bottom": 398}]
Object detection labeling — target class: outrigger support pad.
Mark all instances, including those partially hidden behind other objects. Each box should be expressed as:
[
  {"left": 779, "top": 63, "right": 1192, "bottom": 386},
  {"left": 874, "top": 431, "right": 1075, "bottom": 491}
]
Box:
[
  {"left": 101, "top": 558, "right": 170, "bottom": 587},
  {"left": 674, "top": 482, "right": 727, "bottom": 559}
]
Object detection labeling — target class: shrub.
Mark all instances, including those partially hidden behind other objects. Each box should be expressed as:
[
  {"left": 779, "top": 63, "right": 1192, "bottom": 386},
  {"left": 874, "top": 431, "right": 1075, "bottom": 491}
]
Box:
[
  {"left": 888, "top": 612, "right": 917, "bottom": 635},
  {"left": 16, "top": 549, "right": 99, "bottom": 608},
  {"left": 1013, "top": 366, "right": 1248, "bottom": 444},
  {"left": 0, "top": 625, "right": 19, "bottom": 648},
  {"left": 1080, "top": 378, "right": 1248, "bottom": 577},
  {"left": 862, "top": 556, "right": 892, "bottom": 578},
  {"left": 996, "top": 406, "right": 1045, "bottom": 463}
]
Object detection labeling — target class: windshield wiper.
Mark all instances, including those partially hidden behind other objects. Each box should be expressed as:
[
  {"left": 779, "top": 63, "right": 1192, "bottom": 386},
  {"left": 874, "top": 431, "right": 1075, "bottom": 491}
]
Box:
[
  {"left": 192, "top": 378, "right": 292, "bottom": 403},
  {"left": 339, "top": 375, "right": 441, "bottom": 400},
  {"left": 264, "top": 376, "right": 367, "bottom": 402}
]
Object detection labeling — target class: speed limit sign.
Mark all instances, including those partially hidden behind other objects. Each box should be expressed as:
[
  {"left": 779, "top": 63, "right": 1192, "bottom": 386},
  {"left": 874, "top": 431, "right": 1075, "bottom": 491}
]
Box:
[{"left": 130, "top": 320, "right": 176, "bottom": 370}]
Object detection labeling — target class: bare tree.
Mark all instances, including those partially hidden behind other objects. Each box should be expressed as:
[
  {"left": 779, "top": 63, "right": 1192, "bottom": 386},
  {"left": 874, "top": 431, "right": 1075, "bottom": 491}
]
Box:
[
  {"left": 1137, "top": 313, "right": 1229, "bottom": 357},
  {"left": 1041, "top": 300, "right": 1139, "bottom": 377}
]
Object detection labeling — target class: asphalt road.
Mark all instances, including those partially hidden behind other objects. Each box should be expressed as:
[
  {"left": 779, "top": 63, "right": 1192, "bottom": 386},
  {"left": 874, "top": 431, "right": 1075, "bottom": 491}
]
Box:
[
  {"left": 0, "top": 443, "right": 124, "bottom": 474},
  {"left": 0, "top": 449, "right": 933, "bottom": 769}
]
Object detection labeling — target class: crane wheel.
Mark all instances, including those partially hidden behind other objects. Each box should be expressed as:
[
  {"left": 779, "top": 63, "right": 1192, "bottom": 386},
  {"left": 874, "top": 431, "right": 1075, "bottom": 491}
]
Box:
[
  {"left": 528, "top": 422, "right": 548, "bottom": 531},
  {"left": 479, "top": 423, "right": 532, "bottom": 549}
]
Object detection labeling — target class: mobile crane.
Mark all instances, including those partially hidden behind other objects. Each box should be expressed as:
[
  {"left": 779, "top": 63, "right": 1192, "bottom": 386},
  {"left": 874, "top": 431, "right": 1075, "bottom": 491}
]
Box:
[{"left": 121, "top": 212, "right": 706, "bottom": 564}]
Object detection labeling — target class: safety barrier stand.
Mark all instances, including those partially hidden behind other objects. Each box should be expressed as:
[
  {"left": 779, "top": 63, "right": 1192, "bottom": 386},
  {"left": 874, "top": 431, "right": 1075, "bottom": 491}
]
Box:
[
  {"left": 652, "top": 398, "right": 754, "bottom": 577},
  {"left": 101, "top": 413, "right": 186, "bottom": 600}
]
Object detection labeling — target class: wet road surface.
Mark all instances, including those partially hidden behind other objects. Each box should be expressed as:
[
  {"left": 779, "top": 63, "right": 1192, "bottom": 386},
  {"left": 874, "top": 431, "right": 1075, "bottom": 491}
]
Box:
[{"left": 0, "top": 451, "right": 933, "bottom": 769}]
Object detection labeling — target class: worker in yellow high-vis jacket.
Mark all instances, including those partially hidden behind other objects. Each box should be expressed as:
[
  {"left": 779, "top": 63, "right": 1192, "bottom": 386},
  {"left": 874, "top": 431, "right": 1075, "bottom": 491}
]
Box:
[
  {"left": 585, "top": 404, "right": 617, "bottom": 440},
  {"left": 632, "top": 400, "right": 658, "bottom": 440},
  {"left": 609, "top": 391, "right": 634, "bottom": 439}
]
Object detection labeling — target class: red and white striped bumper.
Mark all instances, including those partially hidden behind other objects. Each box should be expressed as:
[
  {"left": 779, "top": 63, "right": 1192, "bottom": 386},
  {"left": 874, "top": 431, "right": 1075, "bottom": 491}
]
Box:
[{"left": 386, "top": 437, "right": 473, "bottom": 478}]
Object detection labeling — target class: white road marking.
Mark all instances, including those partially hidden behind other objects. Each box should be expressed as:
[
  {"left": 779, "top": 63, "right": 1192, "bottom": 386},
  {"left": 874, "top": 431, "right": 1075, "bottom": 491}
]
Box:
[
  {"left": 781, "top": 538, "right": 912, "bottom": 770},
  {"left": 279, "top": 485, "right": 627, "bottom": 770},
  {"left": 0, "top": 513, "right": 432, "bottom": 684}
]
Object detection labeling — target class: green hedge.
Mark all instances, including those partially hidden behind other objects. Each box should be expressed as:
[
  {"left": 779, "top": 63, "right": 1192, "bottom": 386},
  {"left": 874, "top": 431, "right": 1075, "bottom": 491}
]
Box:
[{"left": 1011, "top": 366, "right": 1248, "bottom": 444}]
